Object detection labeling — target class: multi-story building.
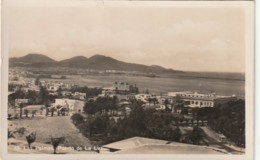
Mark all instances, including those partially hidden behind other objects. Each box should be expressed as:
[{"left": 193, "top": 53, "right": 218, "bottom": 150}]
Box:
[
  {"left": 114, "top": 82, "right": 130, "bottom": 94},
  {"left": 100, "top": 87, "right": 116, "bottom": 97},
  {"left": 168, "top": 91, "right": 237, "bottom": 108}
]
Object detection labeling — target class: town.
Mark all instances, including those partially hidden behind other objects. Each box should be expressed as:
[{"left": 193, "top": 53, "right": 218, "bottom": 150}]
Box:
[{"left": 8, "top": 68, "right": 245, "bottom": 154}]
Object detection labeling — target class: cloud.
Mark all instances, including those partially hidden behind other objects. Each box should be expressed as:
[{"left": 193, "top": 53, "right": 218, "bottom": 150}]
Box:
[{"left": 7, "top": 6, "right": 245, "bottom": 72}]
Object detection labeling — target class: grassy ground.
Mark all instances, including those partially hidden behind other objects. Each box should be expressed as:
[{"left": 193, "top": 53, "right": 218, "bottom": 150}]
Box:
[{"left": 8, "top": 116, "right": 92, "bottom": 149}]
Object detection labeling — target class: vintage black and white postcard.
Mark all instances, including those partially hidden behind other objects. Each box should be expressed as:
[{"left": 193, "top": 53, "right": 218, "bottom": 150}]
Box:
[{"left": 0, "top": 0, "right": 255, "bottom": 160}]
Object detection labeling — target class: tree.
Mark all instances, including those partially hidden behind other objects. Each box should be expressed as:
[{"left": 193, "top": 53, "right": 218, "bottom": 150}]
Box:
[
  {"left": 175, "top": 95, "right": 183, "bottom": 104},
  {"left": 171, "top": 127, "right": 182, "bottom": 142},
  {"left": 70, "top": 86, "right": 102, "bottom": 98},
  {"left": 39, "top": 86, "right": 50, "bottom": 107},
  {"left": 129, "top": 84, "right": 139, "bottom": 94},
  {"left": 206, "top": 99, "right": 245, "bottom": 147},
  {"left": 16, "top": 127, "right": 26, "bottom": 137},
  {"left": 71, "top": 113, "right": 84, "bottom": 126},
  {"left": 60, "top": 108, "right": 67, "bottom": 116},
  {"left": 26, "top": 132, "right": 36, "bottom": 149},
  {"left": 124, "top": 101, "right": 146, "bottom": 137},
  {"left": 46, "top": 108, "right": 49, "bottom": 117},
  {"left": 26, "top": 90, "right": 38, "bottom": 104},
  {"left": 24, "top": 109, "right": 29, "bottom": 118},
  {"left": 32, "top": 110, "right": 37, "bottom": 117},
  {"left": 84, "top": 97, "right": 119, "bottom": 115},
  {"left": 148, "top": 97, "right": 158, "bottom": 105},
  {"left": 84, "top": 100, "right": 97, "bottom": 115},
  {"left": 35, "top": 77, "right": 40, "bottom": 86},
  {"left": 174, "top": 103, "right": 184, "bottom": 114},
  {"left": 91, "top": 116, "right": 108, "bottom": 135},
  {"left": 190, "top": 126, "right": 204, "bottom": 145},
  {"left": 51, "top": 137, "right": 66, "bottom": 154},
  {"left": 164, "top": 98, "right": 171, "bottom": 112},
  {"left": 51, "top": 108, "right": 55, "bottom": 117},
  {"left": 8, "top": 89, "right": 26, "bottom": 106},
  {"left": 8, "top": 129, "right": 16, "bottom": 139},
  {"left": 19, "top": 103, "right": 25, "bottom": 118},
  {"left": 57, "top": 87, "right": 62, "bottom": 97}
]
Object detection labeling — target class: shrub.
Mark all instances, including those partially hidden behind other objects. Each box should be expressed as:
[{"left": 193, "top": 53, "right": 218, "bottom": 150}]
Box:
[
  {"left": 71, "top": 113, "right": 84, "bottom": 126},
  {"left": 8, "top": 129, "right": 16, "bottom": 139},
  {"left": 16, "top": 127, "right": 26, "bottom": 137}
]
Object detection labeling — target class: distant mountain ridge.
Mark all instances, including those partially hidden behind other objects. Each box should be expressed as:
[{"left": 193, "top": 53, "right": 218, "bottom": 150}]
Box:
[{"left": 9, "top": 53, "right": 182, "bottom": 73}]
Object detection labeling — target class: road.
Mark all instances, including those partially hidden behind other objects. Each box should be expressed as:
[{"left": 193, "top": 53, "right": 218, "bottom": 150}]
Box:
[{"left": 200, "top": 127, "right": 244, "bottom": 154}]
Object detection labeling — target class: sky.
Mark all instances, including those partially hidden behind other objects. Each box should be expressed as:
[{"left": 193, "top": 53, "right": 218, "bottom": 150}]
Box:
[{"left": 6, "top": 1, "right": 246, "bottom": 73}]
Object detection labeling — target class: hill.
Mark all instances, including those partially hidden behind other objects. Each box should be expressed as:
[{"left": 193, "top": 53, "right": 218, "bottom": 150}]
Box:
[
  {"left": 59, "top": 56, "right": 89, "bottom": 67},
  {"left": 9, "top": 53, "right": 57, "bottom": 67},
  {"left": 85, "top": 55, "right": 177, "bottom": 73},
  {"left": 9, "top": 54, "right": 182, "bottom": 74}
]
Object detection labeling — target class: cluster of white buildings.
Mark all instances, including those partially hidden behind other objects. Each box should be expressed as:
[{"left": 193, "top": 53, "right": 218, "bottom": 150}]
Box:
[
  {"left": 53, "top": 98, "right": 85, "bottom": 114},
  {"left": 40, "top": 80, "right": 74, "bottom": 92},
  {"left": 9, "top": 67, "right": 238, "bottom": 117},
  {"left": 99, "top": 82, "right": 237, "bottom": 113}
]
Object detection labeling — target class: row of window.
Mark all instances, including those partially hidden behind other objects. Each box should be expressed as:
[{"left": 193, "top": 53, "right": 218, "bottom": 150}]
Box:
[
  {"left": 178, "top": 94, "right": 214, "bottom": 98},
  {"left": 190, "top": 100, "right": 213, "bottom": 106},
  {"left": 115, "top": 82, "right": 129, "bottom": 85}
]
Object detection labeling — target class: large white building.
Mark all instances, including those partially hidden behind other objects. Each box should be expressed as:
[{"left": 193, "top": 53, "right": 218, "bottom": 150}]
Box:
[
  {"left": 168, "top": 91, "right": 237, "bottom": 108},
  {"left": 54, "top": 98, "right": 85, "bottom": 113}
]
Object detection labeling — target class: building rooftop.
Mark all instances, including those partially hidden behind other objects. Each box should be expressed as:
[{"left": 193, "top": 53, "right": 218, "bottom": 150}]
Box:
[
  {"left": 24, "top": 105, "right": 45, "bottom": 110},
  {"left": 101, "top": 137, "right": 228, "bottom": 154},
  {"left": 118, "top": 144, "right": 226, "bottom": 154},
  {"left": 102, "top": 137, "right": 168, "bottom": 151}
]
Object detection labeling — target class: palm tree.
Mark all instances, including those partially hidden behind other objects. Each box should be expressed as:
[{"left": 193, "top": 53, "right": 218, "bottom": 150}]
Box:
[
  {"left": 19, "top": 103, "right": 25, "bottom": 118},
  {"left": 32, "top": 110, "right": 37, "bottom": 117},
  {"left": 191, "top": 119, "right": 194, "bottom": 126},
  {"left": 51, "top": 137, "right": 65, "bottom": 154},
  {"left": 24, "top": 109, "right": 29, "bottom": 118},
  {"left": 26, "top": 132, "right": 36, "bottom": 149},
  {"left": 164, "top": 98, "right": 171, "bottom": 112},
  {"left": 51, "top": 107, "right": 55, "bottom": 117}
]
